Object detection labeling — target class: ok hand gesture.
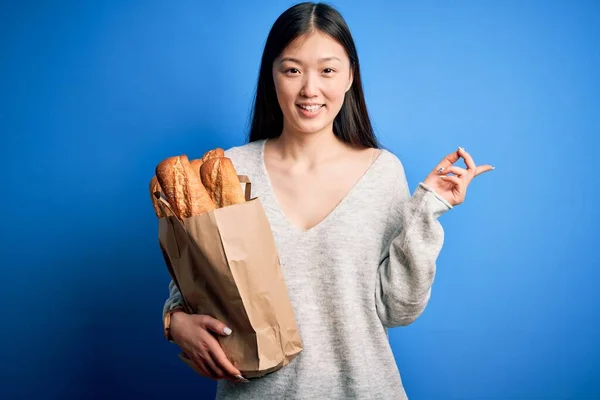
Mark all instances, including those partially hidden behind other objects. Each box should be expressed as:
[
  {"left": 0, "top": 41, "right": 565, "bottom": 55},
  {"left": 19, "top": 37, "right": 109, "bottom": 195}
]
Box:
[{"left": 422, "top": 147, "right": 494, "bottom": 207}]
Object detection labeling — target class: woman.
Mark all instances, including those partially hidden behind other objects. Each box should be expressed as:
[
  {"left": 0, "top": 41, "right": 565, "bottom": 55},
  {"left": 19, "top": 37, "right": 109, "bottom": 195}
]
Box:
[{"left": 162, "top": 2, "right": 493, "bottom": 399}]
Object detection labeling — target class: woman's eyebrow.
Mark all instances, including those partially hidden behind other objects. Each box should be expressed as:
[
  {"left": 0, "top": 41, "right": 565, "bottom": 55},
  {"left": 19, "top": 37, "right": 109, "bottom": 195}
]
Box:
[{"left": 279, "top": 56, "right": 342, "bottom": 64}]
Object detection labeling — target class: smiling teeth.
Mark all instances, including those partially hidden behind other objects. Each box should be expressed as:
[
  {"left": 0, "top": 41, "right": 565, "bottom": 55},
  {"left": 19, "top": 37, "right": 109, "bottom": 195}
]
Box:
[{"left": 299, "top": 105, "right": 322, "bottom": 112}]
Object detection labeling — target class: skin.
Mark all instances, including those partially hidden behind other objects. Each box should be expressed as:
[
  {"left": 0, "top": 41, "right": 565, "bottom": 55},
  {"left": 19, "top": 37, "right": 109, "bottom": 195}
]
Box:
[
  {"left": 265, "top": 30, "right": 381, "bottom": 232},
  {"left": 424, "top": 146, "right": 494, "bottom": 206},
  {"left": 170, "top": 312, "right": 246, "bottom": 382},
  {"left": 169, "top": 29, "right": 494, "bottom": 384}
]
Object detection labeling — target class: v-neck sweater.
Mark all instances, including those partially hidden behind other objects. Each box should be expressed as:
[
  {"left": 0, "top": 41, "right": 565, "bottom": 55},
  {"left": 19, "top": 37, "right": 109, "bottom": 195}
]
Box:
[{"left": 162, "top": 139, "right": 453, "bottom": 399}]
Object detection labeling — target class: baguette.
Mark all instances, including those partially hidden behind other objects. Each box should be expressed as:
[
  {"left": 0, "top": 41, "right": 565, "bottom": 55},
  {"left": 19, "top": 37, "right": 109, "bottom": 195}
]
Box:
[
  {"left": 200, "top": 157, "right": 246, "bottom": 207},
  {"left": 189, "top": 148, "right": 224, "bottom": 177},
  {"left": 201, "top": 148, "right": 225, "bottom": 163},
  {"left": 155, "top": 155, "right": 216, "bottom": 219},
  {"left": 149, "top": 175, "right": 174, "bottom": 218},
  {"left": 190, "top": 158, "right": 203, "bottom": 176}
]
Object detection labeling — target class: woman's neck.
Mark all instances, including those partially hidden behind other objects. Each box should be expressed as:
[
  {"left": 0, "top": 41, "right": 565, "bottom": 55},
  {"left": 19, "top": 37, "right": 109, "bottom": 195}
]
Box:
[{"left": 270, "top": 126, "right": 349, "bottom": 167}]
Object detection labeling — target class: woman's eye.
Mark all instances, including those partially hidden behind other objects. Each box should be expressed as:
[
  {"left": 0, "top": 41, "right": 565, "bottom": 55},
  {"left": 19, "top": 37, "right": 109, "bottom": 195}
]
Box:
[
  {"left": 323, "top": 68, "right": 334, "bottom": 74},
  {"left": 285, "top": 68, "right": 299, "bottom": 74}
]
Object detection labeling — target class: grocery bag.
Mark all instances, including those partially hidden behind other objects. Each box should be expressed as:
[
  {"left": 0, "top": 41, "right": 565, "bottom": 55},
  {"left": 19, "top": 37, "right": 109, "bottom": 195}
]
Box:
[{"left": 155, "top": 175, "right": 303, "bottom": 379}]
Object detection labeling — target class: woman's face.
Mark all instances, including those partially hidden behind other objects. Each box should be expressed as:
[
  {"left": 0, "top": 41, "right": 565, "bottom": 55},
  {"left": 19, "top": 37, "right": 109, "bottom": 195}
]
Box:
[{"left": 272, "top": 31, "right": 353, "bottom": 137}]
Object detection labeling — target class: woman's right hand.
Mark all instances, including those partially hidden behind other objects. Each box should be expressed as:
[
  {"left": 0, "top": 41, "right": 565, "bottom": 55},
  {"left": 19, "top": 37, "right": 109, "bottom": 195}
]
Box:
[{"left": 170, "top": 311, "right": 248, "bottom": 383}]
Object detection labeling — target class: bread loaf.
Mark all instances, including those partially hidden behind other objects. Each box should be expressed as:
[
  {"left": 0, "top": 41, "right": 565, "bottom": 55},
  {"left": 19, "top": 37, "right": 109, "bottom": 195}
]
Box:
[
  {"left": 200, "top": 157, "right": 246, "bottom": 207},
  {"left": 201, "top": 148, "right": 225, "bottom": 163},
  {"left": 155, "top": 155, "right": 216, "bottom": 219},
  {"left": 189, "top": 148, "right": 224, "bottom": 177},
  {"left": 149, "top": 175, "right": 174, "bottom": 218},
  {"left": 190, "top": 158, "right": 203, "bottom": 176}
]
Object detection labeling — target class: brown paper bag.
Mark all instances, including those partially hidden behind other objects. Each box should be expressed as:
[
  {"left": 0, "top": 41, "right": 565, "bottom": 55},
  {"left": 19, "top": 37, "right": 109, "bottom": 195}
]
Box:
[{"left": 155, "top": 175, "right": 303, "bottom": 379}]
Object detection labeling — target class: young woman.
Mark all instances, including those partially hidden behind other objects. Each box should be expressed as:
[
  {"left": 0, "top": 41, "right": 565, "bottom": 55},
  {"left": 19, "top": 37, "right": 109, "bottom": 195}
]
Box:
[{"left": 162, "top": 2, "right": 493, "bottom": 399}]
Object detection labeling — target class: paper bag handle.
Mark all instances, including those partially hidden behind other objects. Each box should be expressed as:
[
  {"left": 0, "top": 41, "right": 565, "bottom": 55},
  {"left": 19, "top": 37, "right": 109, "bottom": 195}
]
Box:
[
  {"left": 153, "top": 191, "right": 178, "bottom": 221},
  {"left": 238, "top": 175, "right": 252, "bottom": 201}
]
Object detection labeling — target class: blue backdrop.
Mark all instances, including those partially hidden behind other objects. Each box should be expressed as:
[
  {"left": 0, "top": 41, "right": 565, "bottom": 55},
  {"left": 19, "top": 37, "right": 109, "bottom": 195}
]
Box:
[{"left": 2, "top": 1, "right": 598, "bottom": 399}]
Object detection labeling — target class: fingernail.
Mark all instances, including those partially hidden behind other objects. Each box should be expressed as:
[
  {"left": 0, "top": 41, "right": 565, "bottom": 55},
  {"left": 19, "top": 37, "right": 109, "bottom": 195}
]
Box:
[
  {"left": 235, "top": 374, "right": 250, "bottom": 383},
  {"left": 491, "top": 166, "right": 496, "bottom": 170},
  {"left": 436, "top": 167, "right": 445, "bottom": 173},
  {"left": 223, "top": 327, "right": 232, "bottom": 335},
  {"left": 458, "top": 146, "right": 465, "bottom": 152}
]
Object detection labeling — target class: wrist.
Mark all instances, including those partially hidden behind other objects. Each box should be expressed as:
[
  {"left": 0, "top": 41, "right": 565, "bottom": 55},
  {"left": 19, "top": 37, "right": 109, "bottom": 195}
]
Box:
[
  {"left": 164, "top": 306, "right": 185, "bottom": 342},
  {"left": 170, "top": 308, "right": 186, "bottom": 326}
]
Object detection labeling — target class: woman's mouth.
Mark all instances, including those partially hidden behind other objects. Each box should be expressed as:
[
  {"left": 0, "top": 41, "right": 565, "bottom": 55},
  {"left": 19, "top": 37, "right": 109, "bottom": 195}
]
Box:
[{"left": 296, "top": 104, "right": 324, "bottom": 118}]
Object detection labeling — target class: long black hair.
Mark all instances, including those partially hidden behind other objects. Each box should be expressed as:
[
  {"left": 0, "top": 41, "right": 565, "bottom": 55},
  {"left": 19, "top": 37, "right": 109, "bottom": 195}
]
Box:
[{"left": 247, "top": 2, "right": 380, "bottom": 149}]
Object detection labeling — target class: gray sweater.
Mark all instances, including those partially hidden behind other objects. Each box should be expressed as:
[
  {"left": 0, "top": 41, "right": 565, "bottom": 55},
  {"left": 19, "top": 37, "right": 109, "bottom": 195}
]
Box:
[{"left": 162, "top": 139, "right": 452, "bottom": 399}]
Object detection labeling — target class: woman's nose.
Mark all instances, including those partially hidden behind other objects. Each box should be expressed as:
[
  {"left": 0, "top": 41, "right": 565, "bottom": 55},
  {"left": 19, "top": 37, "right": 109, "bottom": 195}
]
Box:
[{"left": 300, "top": 73, "right": 319, "bottom": 98}]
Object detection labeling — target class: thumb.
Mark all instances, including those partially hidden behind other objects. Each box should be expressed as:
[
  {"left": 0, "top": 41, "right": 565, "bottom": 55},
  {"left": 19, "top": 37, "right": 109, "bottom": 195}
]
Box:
[{"left": 196, "top": 314, "right": 233, "bottom": 336}]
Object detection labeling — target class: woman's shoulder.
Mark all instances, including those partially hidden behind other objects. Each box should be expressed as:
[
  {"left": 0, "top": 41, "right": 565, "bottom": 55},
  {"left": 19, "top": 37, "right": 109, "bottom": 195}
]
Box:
[
  {"left": 366, "top": 148, "right": 412, "bottom": 207},
  {"left": 224, "top": 139, "right": 264, "bottom": 159},
  {"left": 223, "top": 139, "right": 266, "bottom": 173},
  {"left": 372, "top": 148, "right": 409, "bottom": 186},
  {"left": 378, "top": 148, "right": 406, "bottom": 174}
]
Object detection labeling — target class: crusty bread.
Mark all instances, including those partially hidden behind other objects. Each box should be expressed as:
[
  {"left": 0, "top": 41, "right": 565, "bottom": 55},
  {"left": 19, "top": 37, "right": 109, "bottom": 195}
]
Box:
[
  {"left": 149, "top": 175, "right": 174, "bottom": 218},
  {"left": 200, "top": 157, "right": 246, "bottom": 207},
  {"left": 201, "top": 148, "right": 225, "bottom": 163},
  {"left": 189, "top": 148, "right": 224, "bottom": 177},
  {"left": 155, "top": 155, "right": 216, "bottom": 219},
  {"left": 190, "top": 158, "right": 203, "bottom": 177}
]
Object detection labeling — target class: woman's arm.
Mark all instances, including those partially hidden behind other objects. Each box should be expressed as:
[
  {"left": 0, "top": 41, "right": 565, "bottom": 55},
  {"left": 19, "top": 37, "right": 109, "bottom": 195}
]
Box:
[
  {"left": 375, "top": 147, "right": 493, "bottom": 327},
  {"left": 376, "top": 178, "right": 453, "bottom": 328}
]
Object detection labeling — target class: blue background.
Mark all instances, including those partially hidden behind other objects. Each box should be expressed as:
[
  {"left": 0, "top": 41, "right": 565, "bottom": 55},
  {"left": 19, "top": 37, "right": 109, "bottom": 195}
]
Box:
[{"left": 2, "top": 0, "right": 598, "bottom": 399}]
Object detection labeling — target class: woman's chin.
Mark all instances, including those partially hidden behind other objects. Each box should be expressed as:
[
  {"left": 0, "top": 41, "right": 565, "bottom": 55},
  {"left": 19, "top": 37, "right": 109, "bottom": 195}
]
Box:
[
  {"left": 291, "top": 118, "right": 333, "bottom": 135},
  {"left": 282, "top": 112, "right": 335, "bottom": 136},
  {"left": 294, "top": 123, "right": 332, "bottom": 135}
]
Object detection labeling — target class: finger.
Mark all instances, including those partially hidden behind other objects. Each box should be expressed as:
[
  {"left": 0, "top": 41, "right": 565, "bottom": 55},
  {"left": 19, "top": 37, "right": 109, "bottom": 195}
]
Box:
[
  {"left": 183, "top": 350, "right": 216, "bottom": 379},
  {"left": 202, "top": 330, "right": 248, "bottom": 382},
  {"left": 194, "top": 358, "right": 217, "bottom": 380},
  {"left": 200, "top": 351, "right": 227, "bottom": 380},
  {"left": 474, "top": 164, "right": 495, "bottom": 176},
  {"left": 458, "top": 147, "right": 477, "bottom": 170},
  {"left": 208, "top": 339, "right": 247, "bottom": 381},
  {"left": 439, "top": 175, "right": 462, "bottom": 187},
  {"left": 192, "top": 330, "right": 228, "bottom": 379},
  {"left": 438, "top": 165, "right": 468, "bottom": 177},
  {"left": 197, "top": 315, "right": 233, "bottom": 336},
  {"left": 202, "top": 353, "right": 246, "bottom": 382},
  {"left": 434, "top": 151, "right": 461, "bottom": 173}
]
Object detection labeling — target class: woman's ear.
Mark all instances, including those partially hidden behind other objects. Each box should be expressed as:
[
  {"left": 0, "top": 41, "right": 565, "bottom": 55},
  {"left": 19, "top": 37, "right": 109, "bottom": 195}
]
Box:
[{"left": 345, "top": 66, "right": 354, "bottom": 93}]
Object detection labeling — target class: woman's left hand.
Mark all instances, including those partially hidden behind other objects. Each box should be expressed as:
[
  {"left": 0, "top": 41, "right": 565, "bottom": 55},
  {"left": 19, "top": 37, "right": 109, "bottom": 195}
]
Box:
[{"left": 422, "top": 147, "right": 494, "bottom": 207}]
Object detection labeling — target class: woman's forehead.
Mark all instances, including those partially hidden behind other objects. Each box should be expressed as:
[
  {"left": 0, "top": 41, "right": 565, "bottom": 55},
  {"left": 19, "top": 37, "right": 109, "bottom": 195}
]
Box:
[{"left": 280, "top": 31, "right": 348, "bottom": 62}]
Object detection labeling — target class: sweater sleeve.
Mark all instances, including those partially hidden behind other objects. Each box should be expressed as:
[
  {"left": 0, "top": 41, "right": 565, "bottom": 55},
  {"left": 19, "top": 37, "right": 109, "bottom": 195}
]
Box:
[
  {"left": 162, "top": 279, "right": 185, "bottom": 320},
  {"left": 375, "top": 178, "right": 453, "bottom": 328}
]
